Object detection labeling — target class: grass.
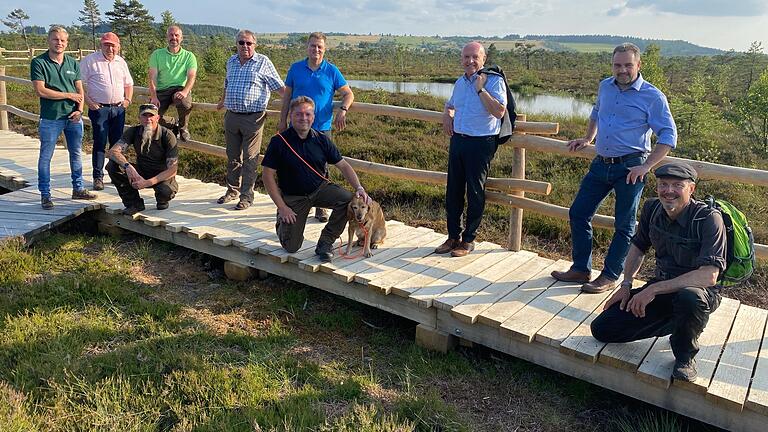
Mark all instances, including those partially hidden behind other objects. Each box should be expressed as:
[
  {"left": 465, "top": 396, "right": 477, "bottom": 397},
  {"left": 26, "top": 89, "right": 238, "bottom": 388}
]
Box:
[
  {"left": 559, "top": 43, "right": 616, "bottom": 53},
  {"left": 0, "top": 233, "right": 723, "bottom": 431}
]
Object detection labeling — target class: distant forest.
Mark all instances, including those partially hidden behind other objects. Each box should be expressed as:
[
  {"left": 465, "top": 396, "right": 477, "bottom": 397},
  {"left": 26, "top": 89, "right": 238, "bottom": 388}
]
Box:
[{"left": 17, "top": 24, "right": 725, "bottom": 57}]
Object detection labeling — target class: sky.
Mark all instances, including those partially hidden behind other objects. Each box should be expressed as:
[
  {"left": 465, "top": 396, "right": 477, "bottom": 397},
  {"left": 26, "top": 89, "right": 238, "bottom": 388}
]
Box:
[{"left": 10, "top": 0, "right": 768, "bottom": 52}]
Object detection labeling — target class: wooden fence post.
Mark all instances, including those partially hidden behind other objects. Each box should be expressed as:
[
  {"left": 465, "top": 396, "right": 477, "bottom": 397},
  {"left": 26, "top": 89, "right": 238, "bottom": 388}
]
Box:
[
  {"left": 507, "top": 114, "right": 526, "bottom": 251},
  {"left": 0, "top": 66, "right": 8, "bottom": 131}
]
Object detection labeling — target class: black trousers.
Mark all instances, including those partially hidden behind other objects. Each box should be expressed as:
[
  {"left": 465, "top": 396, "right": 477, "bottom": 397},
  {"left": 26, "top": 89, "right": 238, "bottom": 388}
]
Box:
[
  {"left": 590, "top": 282, "right": 721, "bottom": 362},
  {"left": 106, "top": 160, "right": 178, "bottom": 207},
  {"left": 445, "top": 134, "right": 497, "bottom": 243}
]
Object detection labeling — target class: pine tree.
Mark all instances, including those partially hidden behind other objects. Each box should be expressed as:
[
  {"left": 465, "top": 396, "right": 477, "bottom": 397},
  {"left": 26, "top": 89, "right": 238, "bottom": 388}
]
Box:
[
  {"left": 159, "top": 10, "right": 176, "bottom": 41},
  {"left": 105, "top": 0, "right": 154, "bottom": 52},
  {"left": 78, "top": 0, "right": 103, "bottom": 51},
  {"left": 2, "top": 8, "right": 30, "bottom": 50}
]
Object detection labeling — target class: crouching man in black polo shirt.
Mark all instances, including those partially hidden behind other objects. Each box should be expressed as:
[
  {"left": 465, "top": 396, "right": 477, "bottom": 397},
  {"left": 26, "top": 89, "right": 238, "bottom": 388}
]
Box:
[
  {"left": 590, "top": 162, "right": 726, "bottom": 382},
  {"left": 106, "top": 103, "right": 179, "bottom": 215},
  {"left": 262, "top": 96, "right": 369, "bottom": 262}
]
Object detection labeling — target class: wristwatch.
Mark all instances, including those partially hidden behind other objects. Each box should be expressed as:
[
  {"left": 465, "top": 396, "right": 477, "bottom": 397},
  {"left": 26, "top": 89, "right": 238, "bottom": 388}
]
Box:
[
  {"left": 477, "top": 88, "right": 486, "bottom": 95},
  {"left": 122, "top": 162, "right": 130, "bottom": 169},
  {"left": 339, "top": 106, "right": 348, "bottom": 111}
]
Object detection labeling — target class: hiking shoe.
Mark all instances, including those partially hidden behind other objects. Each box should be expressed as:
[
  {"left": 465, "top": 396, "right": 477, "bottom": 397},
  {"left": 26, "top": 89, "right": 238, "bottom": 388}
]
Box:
[
  {"left": 72, "top": 189, "right": 97, "bottom": 200},
  {"left": 179, "top": 128, "right": 191, "bottom": 141},
  {"left": 315, "top": 241, "right": 334, "bottom": 262},
  {"left": 451, "top": 241, "right": 475, "bottom": 257},
  {"left": 156, "top": 202, "right": 169, "bottom": 210},
  {"left": 672, "top": 359, "right": 697, "bottom": 382},
  {"left": 217, "top": 192, "right": 238, "bottom": 204},
  {"left": 581, "top": 274, "right": 619, "bottom": 293},
  {"left": 93, "top": 178, "right": 104, "bottom": 191},
  {"left": 234, "top": 199, "right": 251, "bottom": 210},
  {"left": 41, "top": 196, "right": 54, "bottom": 210},
  {"left": 434, "top": 238, "right": 460, "bottom": 254},
  {"left": 123, "top": 201, "right": 145, "bottom": 216},
  {"left": 314, "top": 207, "right": 329, "bottom": 223},
  {"left": 551, "top": 268, "right": 591, "bottom": 283}
]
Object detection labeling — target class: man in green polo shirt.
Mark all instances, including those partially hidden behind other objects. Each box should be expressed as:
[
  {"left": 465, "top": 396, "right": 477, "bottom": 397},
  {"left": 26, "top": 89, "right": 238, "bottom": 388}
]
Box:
[
  {"left": 30, "top": 25, "right": 97, "bottom": 209},
  {"left": 148, "top": 25, "right": 197, "bottom": 141}
]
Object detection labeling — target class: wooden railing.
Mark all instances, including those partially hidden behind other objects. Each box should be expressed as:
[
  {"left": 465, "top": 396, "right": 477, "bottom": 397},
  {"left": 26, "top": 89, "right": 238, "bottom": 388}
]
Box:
[
  {"left": 1, "top": 66, "right": 766, "bottom": 259},
  {"left": 0, "top": 47, "right": 95, "bottom": 62}
]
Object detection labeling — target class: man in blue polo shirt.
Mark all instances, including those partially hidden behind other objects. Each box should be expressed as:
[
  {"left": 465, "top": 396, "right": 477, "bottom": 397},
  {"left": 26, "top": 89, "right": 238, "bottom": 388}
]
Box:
[
  {"left": 278, "top": 31, "right": 354, "bottom": 222},
  {"left": 435, "top": 41, "right": 506, "bottom": 257},
  {"left": 31, "top": 25, "right": 97, "bottom": 209},
  {"left": 552, "top": 43, "right": 677, "bottom": 294},
  {"left": 216, "top": 29, "right": 285, "bottom": 210}
]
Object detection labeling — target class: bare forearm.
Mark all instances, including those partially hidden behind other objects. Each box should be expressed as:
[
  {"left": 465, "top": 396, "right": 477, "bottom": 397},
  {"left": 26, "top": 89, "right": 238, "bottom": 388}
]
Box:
[
  {"left": 621, "top": 245, "right": 645, "bottom": 285},
  {"left": 642, "top": 143, "right": 672, "bottom": 170},
  {"left": 124, "top": 86, "right": 134, "bottom": 102},
  {"left": 338, "top": 160, "right": 362, "bottom": 190},
  {"left": 584, "top": 118, "right": 598, "bottom": 142},
  {"left": 263, "top": 169, "right": 288, "bottom": 208},
  {"left": 340, "top": 88, "right": 354, "bottom": 109},
  {"left": 479, "top": 91, "right": 505, "bottom": 119},
  {"left": 149, "top": 165, "right": 177, "bottom": 185},
  {"left": 182, "top": 72, "right": 196, "bottom": 93},
  {"left": 647, "top": 266, "right": 720, "bottom": 295},
  {"left": 148, "top": 69, "right": 158, "bottom": 97}
]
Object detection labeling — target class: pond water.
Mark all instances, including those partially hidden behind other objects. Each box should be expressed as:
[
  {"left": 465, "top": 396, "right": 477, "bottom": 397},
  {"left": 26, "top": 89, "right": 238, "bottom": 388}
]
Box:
[{"left": 347, "top": 79, "right": 593, "bottom": 118}]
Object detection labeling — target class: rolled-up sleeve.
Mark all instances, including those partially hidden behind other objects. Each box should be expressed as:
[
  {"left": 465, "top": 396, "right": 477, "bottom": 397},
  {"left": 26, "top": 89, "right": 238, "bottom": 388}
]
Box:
[
  {"left": 696, "top": 211, "right": 727, "bottom": 271},
  {"left": 648, "top": 95, "right": 677, "bottom": 148}
]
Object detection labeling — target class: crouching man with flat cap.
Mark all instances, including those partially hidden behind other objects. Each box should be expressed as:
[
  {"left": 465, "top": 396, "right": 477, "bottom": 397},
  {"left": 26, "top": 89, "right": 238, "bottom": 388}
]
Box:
[
  {"left": 106, "top": 103, "right": 179, "bottom": 215},
  {"left": 590, "top": 162, "right": 726, "bottom": 382}
]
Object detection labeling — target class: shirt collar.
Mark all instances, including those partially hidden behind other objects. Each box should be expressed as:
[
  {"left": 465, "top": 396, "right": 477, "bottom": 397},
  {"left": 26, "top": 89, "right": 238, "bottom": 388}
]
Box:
[
  {"left": 612, "top": 73, "right": 645, "bottom": 91},
  {"left": 304, "top": 58, "right": 326, "bottom": 71},
  {"left": 663, "top": 198, "right": 697, "bottom": 228}
]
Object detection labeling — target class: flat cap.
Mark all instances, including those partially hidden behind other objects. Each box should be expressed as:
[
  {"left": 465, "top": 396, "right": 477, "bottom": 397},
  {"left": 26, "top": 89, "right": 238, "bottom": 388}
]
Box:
[{"left": 654, "top": 162, "right": 697, "bottom": 182}]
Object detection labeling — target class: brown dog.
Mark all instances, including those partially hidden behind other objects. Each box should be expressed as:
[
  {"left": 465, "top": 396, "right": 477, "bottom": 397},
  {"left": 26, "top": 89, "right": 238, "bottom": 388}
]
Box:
[{"left": 346, "top": 195, "right": 386, "bottom": 257}]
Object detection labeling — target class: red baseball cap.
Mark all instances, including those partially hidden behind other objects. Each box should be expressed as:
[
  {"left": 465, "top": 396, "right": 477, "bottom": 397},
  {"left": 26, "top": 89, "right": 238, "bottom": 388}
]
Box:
[{"left": 100, "top": 32, "right": 120, "bottom": 46}]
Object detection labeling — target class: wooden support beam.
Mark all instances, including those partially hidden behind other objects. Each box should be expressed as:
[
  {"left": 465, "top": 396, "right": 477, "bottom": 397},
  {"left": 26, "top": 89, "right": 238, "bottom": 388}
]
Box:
[{"left": 415, "top": 323, "right": 457, "bottom": 353}]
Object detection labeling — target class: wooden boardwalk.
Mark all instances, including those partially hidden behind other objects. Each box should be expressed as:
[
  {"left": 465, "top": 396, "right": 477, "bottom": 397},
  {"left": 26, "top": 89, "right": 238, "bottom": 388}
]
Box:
[{"left": 1, "top": 129, "right": 766, "bottom": 431}]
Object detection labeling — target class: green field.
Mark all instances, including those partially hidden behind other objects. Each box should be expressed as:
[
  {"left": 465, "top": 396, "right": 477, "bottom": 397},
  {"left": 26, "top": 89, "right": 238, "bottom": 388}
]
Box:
[{"left": 560, "top": 42, "right": 615, "bottom": 53}]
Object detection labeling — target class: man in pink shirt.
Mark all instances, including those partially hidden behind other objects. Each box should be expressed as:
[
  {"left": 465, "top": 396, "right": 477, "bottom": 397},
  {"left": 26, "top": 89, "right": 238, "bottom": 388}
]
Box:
[{"left": 80, "top": 32, "right": 134, "bottom": 191}]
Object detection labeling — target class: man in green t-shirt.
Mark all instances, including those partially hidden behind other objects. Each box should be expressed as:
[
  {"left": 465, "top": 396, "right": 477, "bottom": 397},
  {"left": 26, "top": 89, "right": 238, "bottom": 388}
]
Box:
[
  {"left": 148, "top": 25, "right": 197, "bottom": 141},
  {"left": 30, "top": 25, "right": 97, "bottom": 209}
]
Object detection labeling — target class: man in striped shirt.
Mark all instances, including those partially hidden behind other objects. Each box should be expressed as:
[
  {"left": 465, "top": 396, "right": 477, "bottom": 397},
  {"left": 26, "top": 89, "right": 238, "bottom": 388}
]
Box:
[{"left": 216, "top": 29, "right": 285, "bottom": 210}]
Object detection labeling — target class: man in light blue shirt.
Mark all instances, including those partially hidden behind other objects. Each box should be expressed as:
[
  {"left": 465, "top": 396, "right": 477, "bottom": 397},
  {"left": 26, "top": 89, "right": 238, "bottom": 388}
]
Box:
[
  {"left": 552, "top": 43, "right": 677, "bottom": 293},
  {"left": 435, "top": 41, "right": 507, "bottom": 257}
]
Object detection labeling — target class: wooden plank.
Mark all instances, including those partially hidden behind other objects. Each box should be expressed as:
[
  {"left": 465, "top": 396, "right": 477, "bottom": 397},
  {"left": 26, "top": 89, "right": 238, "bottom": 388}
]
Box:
[
  {"left": 746, "top": 307, "right": 768, "bottom": 416},
  {"left": 332, "top": 227, "right": 435, "bottom": 282},
  {"left": 675, "top": 298, "right": 740, "bottom": 393},
  {"left": 265, "top": 220, "right": 330, "bottom": 262},
  {"left": 558, "top": 294, "right": 613, "bottom": 362},
  {"left": 432, "top": 250, "right": 537, "bottom": 311},
  {"left": 535, "top": 282, "right": 616, "bottom": 348},
  {"left": 297, "top": 221, "right": 407, "bottom": 272},
  {"left": 407, "top": 247, "right": 514, "bottom": 308},
  {"left": 365, "top": 238, "right": 461, "bottom": 294},
  {"left": 637, "top": 337, "right": 675, "bottom": 389},
  {"left": 450, "top": 256, "right": 554, "bottom": 324},
  {"left": 353, "top": 231, "right": 446, "bottom": 286},
  {"left": 388, "top": 242, "right": 503, "bottom": 299},
  {"left": 499, "top": 267, "right": 588, "bottom": 342},
  {"left": 599, "top": 338, "right": 657, "bottom": 372},
  {"left": 707, "top": 305, "right": 768, "bottom": 412}
]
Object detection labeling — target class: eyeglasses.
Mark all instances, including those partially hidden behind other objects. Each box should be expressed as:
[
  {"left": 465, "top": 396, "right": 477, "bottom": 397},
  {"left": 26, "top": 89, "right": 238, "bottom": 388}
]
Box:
[
  {"left": 139, "top": 103, "right": 158, "bottom": 111},
  {"left": 238, "top": 40, "right": 254, "bottom": 46}
]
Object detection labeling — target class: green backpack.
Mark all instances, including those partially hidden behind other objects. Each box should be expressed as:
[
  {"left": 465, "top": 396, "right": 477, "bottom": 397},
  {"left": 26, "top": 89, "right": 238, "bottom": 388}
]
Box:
[{"left": 703, "top": 196, "right": 756, "bottom": 287}]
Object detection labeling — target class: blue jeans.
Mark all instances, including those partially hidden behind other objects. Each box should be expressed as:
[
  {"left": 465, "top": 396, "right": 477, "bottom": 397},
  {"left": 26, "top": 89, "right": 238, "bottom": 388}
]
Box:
[
  {"left": 568, "top": 155, "right": 647, "bottom": 280},
  {"left": 38, "top": 118, "right": 84, "bottom": 198},
  {"left": 88, "top": 105, "right": 126, "bottom": 180}
]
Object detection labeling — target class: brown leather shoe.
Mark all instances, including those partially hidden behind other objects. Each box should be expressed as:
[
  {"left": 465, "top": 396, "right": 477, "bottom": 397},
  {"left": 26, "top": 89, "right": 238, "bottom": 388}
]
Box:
[
  {"left": 451, "top": 241, "right": 475, "bottom": 257},
  {"left": 434, "top": 238, "right": 459, "bottom": 254},
  {"left": 551, "top": 268, "right": 591, "bottom": 283},
  {"left": 581, "top": 274, "right": 619, "bottom": 293}
]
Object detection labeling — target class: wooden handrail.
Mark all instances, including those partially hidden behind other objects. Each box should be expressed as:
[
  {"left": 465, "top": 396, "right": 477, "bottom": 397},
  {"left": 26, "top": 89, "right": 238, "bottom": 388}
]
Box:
[
  {"left": 2, "top": 70, "right": 767, "bottom": 260},
  {"left": 0, "top": 75, "right": 559, "bottom": 135}
]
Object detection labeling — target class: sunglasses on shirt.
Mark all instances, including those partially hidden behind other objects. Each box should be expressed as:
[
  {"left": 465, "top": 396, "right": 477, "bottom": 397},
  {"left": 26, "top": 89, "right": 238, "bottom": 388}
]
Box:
[{"left": 238, "top": 40, "right": 254, "bottom": 46}]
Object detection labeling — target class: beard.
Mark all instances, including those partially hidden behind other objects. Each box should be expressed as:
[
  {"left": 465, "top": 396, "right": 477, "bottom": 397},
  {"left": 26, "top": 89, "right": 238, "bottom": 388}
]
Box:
[{"left": 140, "top": 126, "right": 154, "bottom": 153}]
